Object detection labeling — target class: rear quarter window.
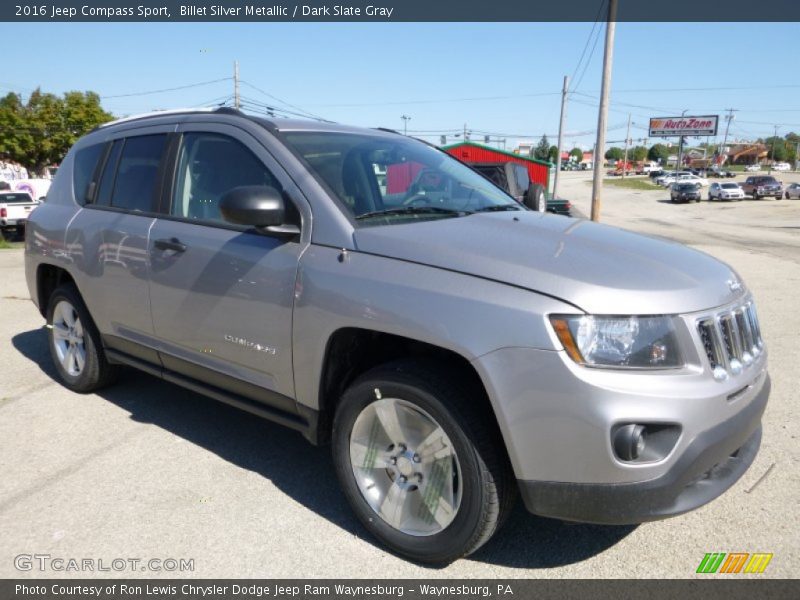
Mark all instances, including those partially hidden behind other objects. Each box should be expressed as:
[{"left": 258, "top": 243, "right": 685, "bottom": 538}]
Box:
[{"left": 72, "top": 142, "right": 106, "bottom": 205}]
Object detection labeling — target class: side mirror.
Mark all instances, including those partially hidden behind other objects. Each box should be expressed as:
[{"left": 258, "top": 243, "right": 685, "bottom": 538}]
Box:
[{"left": 219, "top": 186, "right": 299, "bottom": 236}]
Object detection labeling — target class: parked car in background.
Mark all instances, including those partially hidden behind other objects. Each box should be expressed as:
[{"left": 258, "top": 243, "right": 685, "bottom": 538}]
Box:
[
  {"left": 740, "top": 176, "right": 784, "bottom": 200},
  {"left": 771, "top": 162, "right": 791, "bottom": 172},
  {"left": 745, "top": 164, "right": 761, "bottom": 172},
  {"left": 0, "top": 191, "right": 38, "bottom": 237},
  {"left": 708, "top": 182, "right": 745, "bottom": 201},
  {"left": 709, "top": 167, "right": 736, "bottom": 178},
  {"left": 657, "top": 171, "right": 692, "bottom": 186},
  {"left": 676, "top": 174, "right": 709, "bottom": 187},
  {"left": 670, "top": 182, "right": 702, "bottom": 203},
  {"left": 784, "top": 182, "right": 800, "bottom": 199}
]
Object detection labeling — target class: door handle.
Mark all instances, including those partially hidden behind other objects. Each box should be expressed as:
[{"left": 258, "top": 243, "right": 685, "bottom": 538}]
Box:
[{"left": 153, "top": 237, "right": 187, "bottom": 253}]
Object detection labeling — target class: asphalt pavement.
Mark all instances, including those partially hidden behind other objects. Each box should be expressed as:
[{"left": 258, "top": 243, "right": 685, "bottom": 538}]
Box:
[{"left": 1, "top": 177, "right": 798, "bottom": 577}]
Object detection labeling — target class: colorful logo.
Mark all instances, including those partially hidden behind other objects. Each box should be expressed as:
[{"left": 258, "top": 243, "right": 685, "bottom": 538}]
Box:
[{"left": 696, "top": 553, "right": 773, "bottom": 574}]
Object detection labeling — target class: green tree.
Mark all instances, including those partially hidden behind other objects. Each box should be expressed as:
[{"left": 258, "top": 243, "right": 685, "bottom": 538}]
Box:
[
  {"left": 630, "top": 146, "right": 648, "bottom": 161},
  {"left": 604, "top": 147, "right": 624, "bottom": 161},
  {"left": 0, "top": 89, "right": 112, "bottom": 174},
  {"left": 548, "top": 145, "right": 559, "bottom": 163},
  {"left": 569, "top": 147, "right": 583, "bottom": 162},
  {"left": 764, "top": 136, "right": 789, "bottom": 162},
  {"left": 533, "top": 134, "right": 551, "bottom": 161},
  {"left": 648, "top": 143, "right": 670, "bottom": 164}
]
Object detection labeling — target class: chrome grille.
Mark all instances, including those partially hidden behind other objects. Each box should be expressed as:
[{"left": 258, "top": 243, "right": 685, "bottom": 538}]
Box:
[{"left": 697, "top": 302, "right": 763, "bottom": 380}]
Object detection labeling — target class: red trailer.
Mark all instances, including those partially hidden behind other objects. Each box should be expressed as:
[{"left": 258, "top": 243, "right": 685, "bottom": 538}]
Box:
[{"left": 441, "top": 141, "right": 553, "bottom": 196}]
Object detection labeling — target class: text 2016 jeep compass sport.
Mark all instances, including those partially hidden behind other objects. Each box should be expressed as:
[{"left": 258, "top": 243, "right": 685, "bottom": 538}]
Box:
[{"left": 25, "top": 108, "right": 769, "bottom": 563}]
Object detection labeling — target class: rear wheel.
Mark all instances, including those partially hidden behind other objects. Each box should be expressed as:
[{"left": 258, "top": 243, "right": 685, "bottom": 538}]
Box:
[
  {"left": 524, "top": 183, "right": 547, "bottom": 213},
  {"left": 46, "top": 285, "right": 119, "bottom": 393},
  {"left": 332, "top": 360, "right": 514, "bottom": 563}
]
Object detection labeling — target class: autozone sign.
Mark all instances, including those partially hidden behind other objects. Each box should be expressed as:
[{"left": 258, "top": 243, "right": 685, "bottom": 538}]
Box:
[{"left": 649, "top": 115, "right": 719, "bottom": 137}]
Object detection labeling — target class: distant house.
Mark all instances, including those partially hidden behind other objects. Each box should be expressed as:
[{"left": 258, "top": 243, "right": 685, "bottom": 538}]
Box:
[{"left": 726, "top": 143, "right": 768, "bottom": 165}]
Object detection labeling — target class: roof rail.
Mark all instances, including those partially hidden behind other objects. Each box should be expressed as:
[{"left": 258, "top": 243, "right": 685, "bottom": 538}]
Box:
[{"left": 94, "top": 106, "right": 245, "bottom": 130}]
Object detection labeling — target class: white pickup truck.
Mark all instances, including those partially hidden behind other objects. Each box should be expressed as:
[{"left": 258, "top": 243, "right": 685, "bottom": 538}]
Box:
[{"left": 0, "top": 191, "right": 38, "bottom": 236}]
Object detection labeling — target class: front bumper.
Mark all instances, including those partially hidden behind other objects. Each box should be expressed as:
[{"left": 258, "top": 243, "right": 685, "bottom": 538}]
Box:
[{"left": 517, "top": 375, "right": 768, "bottom": 524}]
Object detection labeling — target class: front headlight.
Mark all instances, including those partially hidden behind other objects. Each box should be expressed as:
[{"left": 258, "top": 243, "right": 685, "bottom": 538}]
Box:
[{"left": 549, "top": 315, "right": 683, "bottom": 369}]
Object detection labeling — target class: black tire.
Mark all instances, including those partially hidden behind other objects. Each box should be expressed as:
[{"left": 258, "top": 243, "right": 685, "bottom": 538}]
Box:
[
  {"left": 524, "top": 183, "right": 547, "bottom": 213},
  {"left": 46, "top": 284, "right": 119, "bottom": 393},
  {"left": 332, "top": 359, "right": 515, "bottom": 564}
]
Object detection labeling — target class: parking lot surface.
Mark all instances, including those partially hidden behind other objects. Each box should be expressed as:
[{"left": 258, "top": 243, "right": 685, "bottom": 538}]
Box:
[{"left": 1, "top": 174, "right": 798, "bottom": 578}]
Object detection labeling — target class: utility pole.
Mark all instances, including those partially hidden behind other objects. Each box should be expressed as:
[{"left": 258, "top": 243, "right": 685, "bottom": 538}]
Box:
[
  {"left": 463, "top": 123, "right": 469, "bottom": 141},
  {"left": 720, "top": 108, "right": 736, "bottom": 167},
  {"left": 401, "top": 115, "right": 411, "bottom": 135},
  {"left": 234, "top": 61, "right": 240, "bottom": 109},
  {"left": 553, "top": 75, "right": 569, "bottom": 199},
  {"left": 621, "top": 113, "right": 631, "bottom": 179},
  {"left": 769, "top": 124, "right": 779, "bottom": 174},
  {"left": 590, "top": 0, "right": 617, "bottom": 222}
]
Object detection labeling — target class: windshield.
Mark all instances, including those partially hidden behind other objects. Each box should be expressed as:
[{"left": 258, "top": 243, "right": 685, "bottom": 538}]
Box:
[
  {"left": 677, "top": 183, "right": 699, "bottom": 190},
  {"left": 721, "top": 183, "right": 739, "bottom": 189},
  {"left": 282, "top": 131, "right": 521, "bottom": 226}
]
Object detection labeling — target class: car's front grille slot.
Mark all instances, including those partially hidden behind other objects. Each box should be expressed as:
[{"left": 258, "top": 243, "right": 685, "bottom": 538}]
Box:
[{"left": 696, "top": 301, "right": 763, "bottom": 380}]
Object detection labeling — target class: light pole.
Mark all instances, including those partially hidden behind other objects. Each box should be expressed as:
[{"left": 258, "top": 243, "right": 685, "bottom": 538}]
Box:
[
  {"left": 676, "top": 109, "right": 688, "bottom": 174},
  {"left": 401, "top": 115, "right": 411, "bottom": 135},
  {"left": 769, "top": 124, "right": 779, "bottom": 174}
]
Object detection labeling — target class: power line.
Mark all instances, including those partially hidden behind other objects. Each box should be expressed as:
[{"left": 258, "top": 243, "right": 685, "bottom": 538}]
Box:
[
  {"left": 304, "top": 90, "right": 561, "bottom": 108},
  {"left": 570, "top": 4, "right": 606, "bottom": 94},
  {"left": 100, "top": 77, "right": 232, "bottom": 99},
  {"left": 239, "top": 80, "right": 325, "bottom": 121},
  {"left": 568, "top": 0, "right": 606, "bottom": 93}
]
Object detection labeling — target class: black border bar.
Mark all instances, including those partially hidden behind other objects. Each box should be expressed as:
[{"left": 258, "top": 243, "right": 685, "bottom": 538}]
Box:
[
  {"left": 3, "top": 579, "right": 799, "bottom": 600},
  {"left": 4, "top": 1, "right": 800, "bottom": 22}
]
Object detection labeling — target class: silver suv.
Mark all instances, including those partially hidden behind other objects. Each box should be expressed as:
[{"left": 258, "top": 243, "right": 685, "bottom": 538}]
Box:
[{"left": 24, "top": 109, "right": 769, "bottom": 563}]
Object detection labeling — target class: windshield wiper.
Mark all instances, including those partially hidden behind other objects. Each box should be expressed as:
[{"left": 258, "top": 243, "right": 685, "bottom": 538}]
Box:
[
  {"left": 355, "top": 206, "right": 472, "bottom": 220},
  {"left": 474, "top": 204, "right": 523, "bottom": 212}
]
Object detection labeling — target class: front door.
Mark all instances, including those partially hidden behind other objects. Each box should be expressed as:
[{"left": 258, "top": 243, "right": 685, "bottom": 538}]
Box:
[{"left": 147, "top": 126, "right": 305, "bottom": 406}]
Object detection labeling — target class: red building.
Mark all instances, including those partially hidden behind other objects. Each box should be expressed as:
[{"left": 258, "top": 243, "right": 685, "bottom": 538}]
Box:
[{"left": 441, "top": 141, "right": 553, "bottom": 195}]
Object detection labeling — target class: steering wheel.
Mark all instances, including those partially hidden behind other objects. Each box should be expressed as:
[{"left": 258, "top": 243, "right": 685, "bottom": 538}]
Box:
[{"left": 402, "top": 193, "right": 431, "bottom": 206}]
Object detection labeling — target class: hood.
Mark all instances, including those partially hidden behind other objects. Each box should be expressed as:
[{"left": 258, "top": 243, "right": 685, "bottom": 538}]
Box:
[{"left": 352, "top": 212, "right": 743, "bottom": 314}]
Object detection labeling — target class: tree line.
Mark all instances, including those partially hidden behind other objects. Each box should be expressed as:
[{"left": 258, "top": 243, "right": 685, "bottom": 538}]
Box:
[
  {"left": 527, "top": 133, "right": 799, "bottom": 165},
  {"left": 0, "top": 89, "right": 112, "bottom": 176}
]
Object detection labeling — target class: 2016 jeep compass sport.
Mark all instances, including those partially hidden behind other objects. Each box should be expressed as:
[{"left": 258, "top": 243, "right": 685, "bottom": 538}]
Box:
[{"left": 25, "top": 108, "right": 769, "bottom": 563}]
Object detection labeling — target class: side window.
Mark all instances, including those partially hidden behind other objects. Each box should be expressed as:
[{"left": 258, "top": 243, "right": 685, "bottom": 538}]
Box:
[
  {"left": 110, "top": 135, "right": 167, "bottom": 212},
  {"left": 171, "top": 133, "right": 294, "bottom": 224},
  {"left": 514, "top": 165, "right": 530, "bottom": 192},
  {"left": 94, "top": 140, "right": 124, "bottom": 207},
  {"left": 72, "top": 142, "right": 105, "bottom": 205}
]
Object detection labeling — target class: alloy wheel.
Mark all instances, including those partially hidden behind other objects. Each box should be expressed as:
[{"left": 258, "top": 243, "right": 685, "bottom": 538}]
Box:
[{"left": 349, "top": 397, "right": 462, "bottom": 536}]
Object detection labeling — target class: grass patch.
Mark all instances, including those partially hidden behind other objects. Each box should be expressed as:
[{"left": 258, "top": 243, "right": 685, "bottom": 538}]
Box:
[
  {"left": 584, "top": 178, "right": 662, "bottom": 191},
  {"left": 0, "top": 237, "right": 23, "bottom": 249}
]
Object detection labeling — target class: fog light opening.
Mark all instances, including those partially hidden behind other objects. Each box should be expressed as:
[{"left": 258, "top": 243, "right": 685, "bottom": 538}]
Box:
[{"left": 614, "top": 424, "right": 647, "bottom": 462}]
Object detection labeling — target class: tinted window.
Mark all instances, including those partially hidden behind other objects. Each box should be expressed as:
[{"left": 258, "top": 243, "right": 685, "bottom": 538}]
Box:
[
  {"left": 94, "top": 140, "right": 124, "bottom": 207},
  {"left": 171, "top": 133, "right": 286, "bottom": 224},
  {"left": 513, "top": 165, "right": 529, "bottom": 192},
  {"left": 110, "top": 135, "right": 166, "bottom": 212},
  {"left": 0, "top": 193, "right": 34, "bottom": 203},
  {"left": 72, "top": 143, "right": 105, "bottom": 205}
]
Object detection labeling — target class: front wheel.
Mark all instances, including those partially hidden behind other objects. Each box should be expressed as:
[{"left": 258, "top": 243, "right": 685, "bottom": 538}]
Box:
[{"left": 332, "top": 360, "right": 514, "bottom": 563}]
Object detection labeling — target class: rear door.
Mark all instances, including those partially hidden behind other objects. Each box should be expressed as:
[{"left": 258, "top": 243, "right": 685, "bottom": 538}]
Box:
[
  {"left": 147, "top": 123, "right": 307, "bottom": 406},
  {"left": 66, "top": 128, "right": 171, "bottom": 363}
]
